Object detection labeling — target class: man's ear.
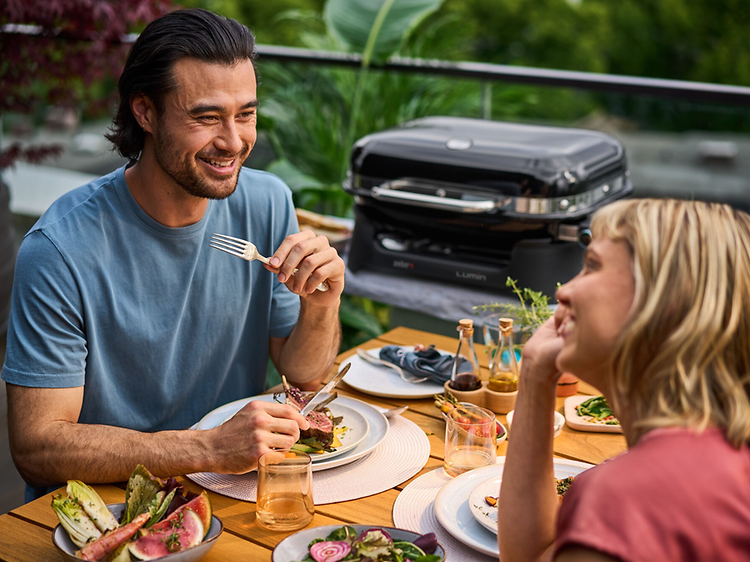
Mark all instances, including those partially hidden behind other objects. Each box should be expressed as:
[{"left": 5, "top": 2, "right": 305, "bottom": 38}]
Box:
[{"left": 130, "top": 93, "right": 157, "bottom": 134}]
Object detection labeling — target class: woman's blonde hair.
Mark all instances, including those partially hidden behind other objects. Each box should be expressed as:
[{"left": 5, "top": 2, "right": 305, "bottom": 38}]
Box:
[{"left": 591, "top": 198, "right": 750, "bottom": 446}]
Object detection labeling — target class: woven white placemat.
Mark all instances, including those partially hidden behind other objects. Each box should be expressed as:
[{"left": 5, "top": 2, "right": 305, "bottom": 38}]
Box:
[
  {"left": 186, "top": 415, "right": 429, "bottom": 505},
  {"left": 393, "top": 468, "right": 497, "bottom": 562}
]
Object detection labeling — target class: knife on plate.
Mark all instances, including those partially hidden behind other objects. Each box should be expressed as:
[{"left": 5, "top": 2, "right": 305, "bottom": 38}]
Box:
[{"left": 299, "top": 362, "right": 351, "bottom": 416}]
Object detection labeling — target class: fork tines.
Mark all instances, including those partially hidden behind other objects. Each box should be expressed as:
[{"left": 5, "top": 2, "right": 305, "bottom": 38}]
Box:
[
  {"left": 209, "top": 241, "right": 245, "bottom": 260},
  {"left": 210, "top": 233, "right": 251, "bottom": 257},
  {"left": 211, "top": 233, "right": 248, "bottom": 246}
]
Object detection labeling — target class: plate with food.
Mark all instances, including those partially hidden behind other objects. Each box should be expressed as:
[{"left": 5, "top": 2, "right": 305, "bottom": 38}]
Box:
[
  {"left": 271, "top": 524, "right": 445, "bottom": 562},
  {"left": 467, "top": 462, "right": 587, "bottom": 535},
  {"left": 53, "top": 465, "right": 221, "bottom": 562},
  {"left": 564, "top": 395, "right": 623, "bottom": 433},
  {"left": 342, "top": 346, "right": 449, "bottom": 399},
  {"left": 222, "top": 402, "right": 368, "bottom": 461},
  {"left": 193, "top": 394, "right": 388, "bottom": 472},
  {"left": 435, "top": 457, "right": 593, "bottom": 557}
]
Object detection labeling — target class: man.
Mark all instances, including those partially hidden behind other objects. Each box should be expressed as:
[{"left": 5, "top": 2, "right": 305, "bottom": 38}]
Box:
[{"left": 1, "top": 9, "right": 345, "bottom": 499}]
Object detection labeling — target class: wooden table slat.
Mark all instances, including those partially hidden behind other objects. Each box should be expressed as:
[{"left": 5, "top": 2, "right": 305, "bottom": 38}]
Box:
[{"left": 0, "top": 514, "right": 62, "bottom": 562}]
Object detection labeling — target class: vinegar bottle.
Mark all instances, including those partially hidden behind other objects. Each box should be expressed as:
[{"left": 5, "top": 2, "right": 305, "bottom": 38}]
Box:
[
  {"left": 487, "top": 317, "right": 519, "bottom": 392},
  {"left": 448, "top": 319, "right": 482, "bottom": 391}
]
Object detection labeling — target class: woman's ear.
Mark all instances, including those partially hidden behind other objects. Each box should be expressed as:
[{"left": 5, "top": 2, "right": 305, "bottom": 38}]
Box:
[{"left": 130, "top": 93, "right": 156, "bottom": 135}]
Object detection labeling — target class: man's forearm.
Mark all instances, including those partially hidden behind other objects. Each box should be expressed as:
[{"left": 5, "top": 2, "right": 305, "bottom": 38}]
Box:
[
  {"left": 276, "top": 299, "right": 341, "bottom": 387},
  {"left": 12, "top": 421, "right": 215, "bottom": 487}
]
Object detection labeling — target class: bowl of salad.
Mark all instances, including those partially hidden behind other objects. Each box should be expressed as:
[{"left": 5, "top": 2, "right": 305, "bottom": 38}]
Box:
[
  {"left": 271, "top": 524, "right": 445, "bottom": 562},
  {"left": 51, "top": 465, "right": 222, "bottom": 562}
]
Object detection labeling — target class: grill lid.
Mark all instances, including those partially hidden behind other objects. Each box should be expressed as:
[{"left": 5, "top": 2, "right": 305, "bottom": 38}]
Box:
[{"left": 347, "top": 117, "right": 629, "bottom": 209}]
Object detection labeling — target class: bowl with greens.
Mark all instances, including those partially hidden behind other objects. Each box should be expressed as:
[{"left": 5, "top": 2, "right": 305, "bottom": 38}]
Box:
[{"left": 272, "top": 524, "right": 445, "bottom": 562}]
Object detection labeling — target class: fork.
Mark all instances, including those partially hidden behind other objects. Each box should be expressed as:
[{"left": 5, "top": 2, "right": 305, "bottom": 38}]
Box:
[{"left": 210, "top": 233, "right": 329, "bottom": 292}]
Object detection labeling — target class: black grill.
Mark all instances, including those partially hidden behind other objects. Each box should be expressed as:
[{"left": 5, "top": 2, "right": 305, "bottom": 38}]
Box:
[{"left": 344, "top": 116, "right": 632, "bottom": 295}]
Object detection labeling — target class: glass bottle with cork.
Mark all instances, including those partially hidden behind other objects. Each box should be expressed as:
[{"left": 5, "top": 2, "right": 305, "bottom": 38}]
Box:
[
  {"left": 487, "top": 317, "right": 519, "bottom": 392},
  {"left": 448, "top": 318, "right": 482, "bottom": 391}
]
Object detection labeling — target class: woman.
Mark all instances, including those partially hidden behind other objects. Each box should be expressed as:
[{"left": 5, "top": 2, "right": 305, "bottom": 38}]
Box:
[{"left": 498, "top": 199, "right": 750, "bottom": 562}]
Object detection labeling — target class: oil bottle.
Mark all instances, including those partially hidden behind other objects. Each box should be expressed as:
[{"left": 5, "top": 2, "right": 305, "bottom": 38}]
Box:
[{"left": 487, "top": 317, "right": 519, "bottom": 392}]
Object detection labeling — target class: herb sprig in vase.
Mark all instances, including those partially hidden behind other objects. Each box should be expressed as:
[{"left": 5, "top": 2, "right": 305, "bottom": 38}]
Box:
[
  {"left": 474, "top": 277, "right": 579, "bottom": 396},
  {"left": 473, "top": 277, "right": 554, "bottom": 343}
]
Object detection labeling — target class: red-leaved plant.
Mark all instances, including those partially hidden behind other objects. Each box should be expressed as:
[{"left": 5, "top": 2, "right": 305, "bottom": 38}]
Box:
[{"left": 0, "top": 0, "right": 174, "bottom": 169}]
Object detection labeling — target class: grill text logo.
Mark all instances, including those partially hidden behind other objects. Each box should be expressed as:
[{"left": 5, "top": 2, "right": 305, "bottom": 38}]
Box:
[{"left": 456, "top": 271, "right": 487, "bottom": 282}]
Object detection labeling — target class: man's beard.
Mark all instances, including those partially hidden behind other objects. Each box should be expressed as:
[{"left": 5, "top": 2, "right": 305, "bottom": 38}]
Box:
[{"left": 152, "top": 128, "right": 250, "bottom": 201}]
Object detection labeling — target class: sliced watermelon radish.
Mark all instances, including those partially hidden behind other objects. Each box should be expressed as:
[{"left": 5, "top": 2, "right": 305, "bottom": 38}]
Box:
[
  {"left": 150, "top": 491, "right": 212, "bottom": 539},
  {"left": 76, "top": 512, "right": 149, "bottom": 561},
  {"left": 129, "top": 508, "right": 204, "bottom": 560}
]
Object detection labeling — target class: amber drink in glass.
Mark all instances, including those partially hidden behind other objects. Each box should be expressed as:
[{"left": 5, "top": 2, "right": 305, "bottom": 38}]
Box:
[{"left": 256, "top": 450, "right": 314, "bottom": 531}]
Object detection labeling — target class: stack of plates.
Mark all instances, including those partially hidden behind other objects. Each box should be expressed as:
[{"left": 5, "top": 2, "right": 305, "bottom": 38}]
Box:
[{"left": 434, "top": 458, "right": 593, "bottom": 557}]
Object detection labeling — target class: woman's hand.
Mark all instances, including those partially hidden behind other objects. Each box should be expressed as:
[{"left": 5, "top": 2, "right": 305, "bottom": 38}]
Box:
[{"left": 520, "top": 313, "right": 565, "bottom": 386}]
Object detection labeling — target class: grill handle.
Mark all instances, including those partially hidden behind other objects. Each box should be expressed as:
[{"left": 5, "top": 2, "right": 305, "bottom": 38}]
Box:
[{"left": 371, "top": 180, "right": 498, "bottom": 214}]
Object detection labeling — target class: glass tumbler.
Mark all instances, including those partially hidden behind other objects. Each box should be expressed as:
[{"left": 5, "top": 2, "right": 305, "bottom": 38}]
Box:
[
  {"left": 443, "top": 404, "right": 497, "bottom": 477},
  {"left": 256, "top": 450, "right": 314, "bottom": 531}
]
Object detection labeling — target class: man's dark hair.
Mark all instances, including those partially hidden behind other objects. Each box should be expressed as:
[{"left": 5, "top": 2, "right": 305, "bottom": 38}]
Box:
[{"left": 106, "top": 9, "right": 256, "bottom": 161}]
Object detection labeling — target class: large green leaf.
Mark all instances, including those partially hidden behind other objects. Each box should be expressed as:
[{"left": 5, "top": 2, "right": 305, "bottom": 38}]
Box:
[
  {"left": 339, "top": 296, "right": 385, "bottom": 338},
  {"left": 266, "top": 158, "right": 325, "bottom": 192},
  {"left": 324, "top": 0, "right": 444, "bottom": 63}
]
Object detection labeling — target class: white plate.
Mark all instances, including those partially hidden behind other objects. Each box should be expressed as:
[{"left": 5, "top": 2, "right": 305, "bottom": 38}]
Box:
[
  {"left": 271, "top": 524, "right": 445, "bottom": 562},
  {"left": 435, "top": 457, "right": 593, "bottom": 557},
  {"left": 193, "top": 395, "right": 389, "bottom": 472},
  {"left": 467, "top": 460, "right": 590, "bottom": 535},
  {"left": 222, "top": 403, "right": 369, "bottom": 461},
  {"left": 53, "top": 503, "right": 223, "bottom": 562},
  {"left": 564, "top": 395, "right": 623, "bottom": 434},
  {"left": 506, "top": 409, "right": 566, "bottom": 438},
  {"left": 342, "top": 346, "right": 449, "bottom": 399}
]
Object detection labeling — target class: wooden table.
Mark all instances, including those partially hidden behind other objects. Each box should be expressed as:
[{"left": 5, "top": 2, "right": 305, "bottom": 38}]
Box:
[{"left": 0, "top": 327, "right": 627, "bottom": 561}]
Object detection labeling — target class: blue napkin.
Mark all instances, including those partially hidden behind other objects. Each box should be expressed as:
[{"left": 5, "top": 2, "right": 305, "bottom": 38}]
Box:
[{"left": 379, "top": 345, "right": 469, "bottom": 384}]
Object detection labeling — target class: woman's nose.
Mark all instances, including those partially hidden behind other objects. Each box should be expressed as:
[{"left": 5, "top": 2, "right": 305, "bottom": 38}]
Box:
[{"left": 555, "top": 282, "right": 571, "bottom": 306}]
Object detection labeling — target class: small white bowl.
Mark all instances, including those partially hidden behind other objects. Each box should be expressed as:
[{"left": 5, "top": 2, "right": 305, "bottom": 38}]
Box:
[
  {"left": 506, "top": 410, "right": 565, "bottom": 438},
  {"left": 53, "top": 503, "right": 223, "bottom": 562}
]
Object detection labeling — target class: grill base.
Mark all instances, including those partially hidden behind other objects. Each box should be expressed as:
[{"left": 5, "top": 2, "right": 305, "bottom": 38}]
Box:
[{"left": 348, "top": 206, "right": 584, "bottom": 296}]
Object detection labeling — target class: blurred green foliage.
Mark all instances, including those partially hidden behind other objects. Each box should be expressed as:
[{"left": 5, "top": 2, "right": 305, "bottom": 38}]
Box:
[{"left": 445, "top": 0, "right": 750, "bottom": 129}]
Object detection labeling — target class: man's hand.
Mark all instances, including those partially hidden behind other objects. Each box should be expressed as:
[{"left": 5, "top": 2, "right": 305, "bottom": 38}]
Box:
[
  {"left": 265, "top": 230, "right": 345, "bottom": 305},
  {"left": 209, "top": 400, "right": 310, "bottom": 474}
]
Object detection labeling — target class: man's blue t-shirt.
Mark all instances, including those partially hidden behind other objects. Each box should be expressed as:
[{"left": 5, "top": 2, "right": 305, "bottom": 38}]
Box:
[{"left": 2, "top": 165, "right": 301, "bottom": 431}]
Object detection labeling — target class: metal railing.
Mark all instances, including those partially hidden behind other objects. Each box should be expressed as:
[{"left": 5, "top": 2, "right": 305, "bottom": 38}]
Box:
[
  {"left": 4, "top": 23, "right": 750, "bottom": 107},
  {"left": 254, "top": 44, "right": 750, "bottom": 107}
]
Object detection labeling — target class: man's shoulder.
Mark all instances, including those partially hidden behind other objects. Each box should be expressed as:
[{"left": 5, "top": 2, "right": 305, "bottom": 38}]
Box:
[
  {"left": 30, "top": 167, "right": 123, "bottom": 236},
  {"left": 235, "top": 167, "right": 292, "bottom": 201}
]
